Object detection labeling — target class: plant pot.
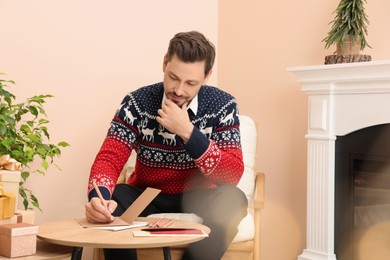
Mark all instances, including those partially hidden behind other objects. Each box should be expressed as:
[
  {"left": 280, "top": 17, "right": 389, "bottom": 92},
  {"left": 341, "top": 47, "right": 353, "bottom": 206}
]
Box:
[
  {"left": 336, "top": 36, "right": 361, "bottom": 55},
  {"left": 324, "top": 35, "right": 372, "bottom": 65}
]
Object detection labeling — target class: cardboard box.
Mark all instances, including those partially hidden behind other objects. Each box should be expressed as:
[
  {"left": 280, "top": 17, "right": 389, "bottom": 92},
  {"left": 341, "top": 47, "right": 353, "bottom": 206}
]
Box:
[
  {"left": 0, "top": 170, "right": 21, "bottom": 209},
  {"left": 0, "top": 223, "right": 38, "bottom": 258}
]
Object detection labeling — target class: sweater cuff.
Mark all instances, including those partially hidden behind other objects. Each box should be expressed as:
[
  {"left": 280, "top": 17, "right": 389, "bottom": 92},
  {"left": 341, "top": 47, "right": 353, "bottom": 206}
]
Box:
[
  {"left": 184, "top": 127, "right": 210, "bottom": 159},
  {"left": 88, "top": 186, "right": 111, "bottom": 201}
]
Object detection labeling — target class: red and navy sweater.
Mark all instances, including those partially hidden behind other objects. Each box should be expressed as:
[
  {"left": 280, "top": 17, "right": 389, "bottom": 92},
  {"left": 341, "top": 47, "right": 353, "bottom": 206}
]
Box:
[{"left": 88, "top": 83, "right": 244, "bottom": 200}]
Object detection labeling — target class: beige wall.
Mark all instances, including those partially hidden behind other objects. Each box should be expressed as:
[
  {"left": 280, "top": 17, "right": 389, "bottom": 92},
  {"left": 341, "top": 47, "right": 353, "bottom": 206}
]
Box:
[
  {"left": 0, "top": 2, "right": 218, "bottom": 259},
  {"left": 219, "top": 0, "right": 390, "bottom": 259},
  {"left": 0, "top": 0, "right": 217, "bottom": 222},
  {"left": 1, "top": 0, "right": 390, "bottom": 259}
]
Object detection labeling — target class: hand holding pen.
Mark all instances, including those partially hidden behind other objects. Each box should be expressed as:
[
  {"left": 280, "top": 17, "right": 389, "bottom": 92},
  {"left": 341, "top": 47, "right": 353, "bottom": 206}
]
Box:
[{"left": 85, "top": 180, "right": 116, "bottom": 223}]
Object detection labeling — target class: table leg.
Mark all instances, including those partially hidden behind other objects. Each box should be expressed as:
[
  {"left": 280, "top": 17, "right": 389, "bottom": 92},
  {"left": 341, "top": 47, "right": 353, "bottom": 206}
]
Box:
[
  {"left": 130, "top": 249, "right": 138, "bottom": 259},
  {"left": 162, "top": 247, "right": 171, "bottom": 260},
  {"left": 71, "top": 247, "right": 83, "bottom": 260}
]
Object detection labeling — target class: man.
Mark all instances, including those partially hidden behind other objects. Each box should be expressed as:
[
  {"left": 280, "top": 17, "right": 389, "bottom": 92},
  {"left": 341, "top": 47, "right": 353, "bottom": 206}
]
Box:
[{"left": 85, "top": 31, "right": 247, "bottom": 260}]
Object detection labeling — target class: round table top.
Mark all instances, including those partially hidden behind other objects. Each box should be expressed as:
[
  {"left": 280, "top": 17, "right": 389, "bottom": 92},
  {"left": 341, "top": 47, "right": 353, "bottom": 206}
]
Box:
[{"left": 37, "top": 217, "right": 210, "bottom": 249}]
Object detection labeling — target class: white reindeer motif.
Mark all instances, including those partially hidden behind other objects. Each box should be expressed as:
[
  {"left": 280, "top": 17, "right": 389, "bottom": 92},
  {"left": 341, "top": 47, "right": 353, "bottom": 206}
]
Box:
[
  {"left": 219, "top": 109, "right": 235, "bottom": 126},
  {"left": 199, "top": 119, "right": 213, "bottom": 138},
  {"left": 141, "top": 118, "right": 155, "bottom": 142},
  {"left": 123, "top": 107, "right": 136, "bottom": 124},
  {"left": 158, "top": 125, "right": 176, "bottom": 145}
]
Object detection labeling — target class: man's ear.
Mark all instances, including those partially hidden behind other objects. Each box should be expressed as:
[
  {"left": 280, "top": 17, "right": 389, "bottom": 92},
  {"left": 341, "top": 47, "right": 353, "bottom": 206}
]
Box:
[
  {"left": 162, "top": 55, "right": 168, "bottom": 72},
  {"left": 203, "top": 70, "right": 213, "bottom": 84}
]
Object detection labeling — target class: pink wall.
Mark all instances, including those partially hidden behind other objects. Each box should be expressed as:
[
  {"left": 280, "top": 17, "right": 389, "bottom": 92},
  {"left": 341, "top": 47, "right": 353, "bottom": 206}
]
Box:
[
  {"left": 0, "top": 0, "right": 218, "bottom": 226},
  {"left": 219, "top": 0, "right": 390, "bottom": 259},
  {"left": 0, "top": 2, "right": 218, "bottom": 259}
]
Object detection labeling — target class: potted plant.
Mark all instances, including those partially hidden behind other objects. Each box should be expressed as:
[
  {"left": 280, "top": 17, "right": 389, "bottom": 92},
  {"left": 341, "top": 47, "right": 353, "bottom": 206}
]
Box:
[
  {"left": 323, "top": 0, "right": 372, "bottom": 64},
  {"left": 0, "top": 74, "right": 69, "bottom": 211}
]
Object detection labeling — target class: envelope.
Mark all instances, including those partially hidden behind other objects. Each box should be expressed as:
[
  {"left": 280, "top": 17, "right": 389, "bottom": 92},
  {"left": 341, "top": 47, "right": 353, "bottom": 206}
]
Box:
[{"left": 77, "top": 187, "right": 161, "bottom": 229}]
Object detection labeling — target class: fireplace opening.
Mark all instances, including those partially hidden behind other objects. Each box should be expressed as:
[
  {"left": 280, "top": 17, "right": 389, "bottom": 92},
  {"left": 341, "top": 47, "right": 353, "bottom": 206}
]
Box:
[{"left": 335, "top": 124, "right": 390, "bottom": 260}]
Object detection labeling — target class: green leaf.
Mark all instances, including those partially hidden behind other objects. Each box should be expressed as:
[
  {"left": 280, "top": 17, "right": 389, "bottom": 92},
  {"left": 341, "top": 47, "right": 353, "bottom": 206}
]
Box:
[
  {"left": 37, "top": 147, "right": 47, "bottom": 157},
  {"left": 20, "top": 124, "right": 31, "bottom": 134},
  {"left": 5, "top": 116, "right": 16, "bottom": 125},
  {"left": 27, "top": 133, "right": 41, "bottom": 142},
  {"left": 28, "top": 106, "right": 38, "bottom": 116},
  {"left": 21, "top": 171, "right": 30, "bottom": 181},
  {"left": 42, "top": 160, "right": 49, "bottom": 170},
  {"left": 58, "top": 141, "right": 70, "bottom": 147},
  {"left": 38, "top": 118, "right": 49, "bottom": 125},
  {"left": 25, "top": 146, "right": 34, "bottom": 158},
  {"left": 36, "top": 169, "right": 45, "bottom": 175},
  {"left": 1, "top": 138, "right": 13, "bottom": 149},
  {"left": 0, "top": 125, "right": 6, "bottom": 136}
]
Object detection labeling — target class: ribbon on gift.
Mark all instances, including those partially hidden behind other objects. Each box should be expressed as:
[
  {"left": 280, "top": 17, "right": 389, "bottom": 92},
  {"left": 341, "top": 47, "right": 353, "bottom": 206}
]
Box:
[
  {"left": 0, "top": 155, "right": 22, "bottom": 171},
  {"left": 0, "top": 182, "right": 16, "bottom": 219}
]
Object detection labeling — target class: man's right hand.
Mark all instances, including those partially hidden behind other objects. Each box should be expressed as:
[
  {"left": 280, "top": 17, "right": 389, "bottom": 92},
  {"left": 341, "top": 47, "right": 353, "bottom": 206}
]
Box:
[{"left": 85, "top": 197, "right": 117, "bottom": 223}]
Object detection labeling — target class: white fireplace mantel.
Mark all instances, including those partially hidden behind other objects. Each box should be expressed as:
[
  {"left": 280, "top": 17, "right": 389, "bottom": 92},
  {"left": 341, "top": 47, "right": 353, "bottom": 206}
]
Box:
[{"left": 288, "top": 60, "right": 390, "bottom": 260}]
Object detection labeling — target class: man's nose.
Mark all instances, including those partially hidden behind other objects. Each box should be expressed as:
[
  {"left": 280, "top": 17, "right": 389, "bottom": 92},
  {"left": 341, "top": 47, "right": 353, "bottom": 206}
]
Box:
[{"left": 174, "top": 83, "right": 185, "bottom": 96}]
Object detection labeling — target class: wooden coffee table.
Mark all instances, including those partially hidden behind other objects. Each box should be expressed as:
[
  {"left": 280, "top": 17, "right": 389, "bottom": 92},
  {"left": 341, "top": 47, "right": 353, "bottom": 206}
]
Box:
[{"left": 37, "top": 217, "right": 210, "bottom": 260}]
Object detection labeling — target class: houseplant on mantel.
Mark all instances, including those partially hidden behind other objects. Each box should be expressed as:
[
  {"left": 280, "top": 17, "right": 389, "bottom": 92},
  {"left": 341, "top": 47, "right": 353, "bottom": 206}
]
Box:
[
  {"left": 0, "top": 74, "right": 69, "bottom": 211},
  {"left": 323, "top": 0, "right": 372, "bottom": 64}
]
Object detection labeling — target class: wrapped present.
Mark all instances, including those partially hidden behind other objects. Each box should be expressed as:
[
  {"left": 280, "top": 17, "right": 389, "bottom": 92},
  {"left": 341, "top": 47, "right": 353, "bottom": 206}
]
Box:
[
  {"left": 15, "top": 209, "right": 35, "bottom": 224},
  {"left": 0, "top": 155, "right": 22, "bottom": 171},
  {"left": 0, "top": 184, "right": 16, "bottom": 219},
  {"left": 0, "top": 223, "right": 39, "bottom": 258},
  {"left": 0, "top": 215, "right": 18, "bottom": 225},
  {"left": 0, "top": 155, "right": 22, "bottom": 209}
]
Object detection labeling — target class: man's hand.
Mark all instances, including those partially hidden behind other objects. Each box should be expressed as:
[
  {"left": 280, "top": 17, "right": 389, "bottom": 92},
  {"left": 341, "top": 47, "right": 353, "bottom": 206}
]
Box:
[
  {"left": 157, "top": 99, "right": 194, "bottom": 142},
  {"left": 85, "top": 197, "right": 117, "bottom": 223}
]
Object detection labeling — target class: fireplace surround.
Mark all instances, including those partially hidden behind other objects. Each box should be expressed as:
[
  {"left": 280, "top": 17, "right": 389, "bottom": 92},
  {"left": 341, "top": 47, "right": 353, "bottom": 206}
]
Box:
[{"left": 288, "top": 60, "right": 390, "bottom": 260}]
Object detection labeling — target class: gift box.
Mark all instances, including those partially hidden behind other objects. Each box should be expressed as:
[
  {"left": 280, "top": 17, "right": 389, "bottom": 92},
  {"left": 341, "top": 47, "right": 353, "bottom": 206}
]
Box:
[
  {"left": 0, "top": 215, "right": 18, "bottom": 225},
  {"left": 15, "top": 209, "right": 35, "bottom": 224},
  {"left": 0, "top": 223, "right": 39, "bottom": 258},
  {"left": 0, "top": 170, "right": 21, "bottom": 209},
  {"left": 0, "top": 191, "right": 16, "bottom": 220}
]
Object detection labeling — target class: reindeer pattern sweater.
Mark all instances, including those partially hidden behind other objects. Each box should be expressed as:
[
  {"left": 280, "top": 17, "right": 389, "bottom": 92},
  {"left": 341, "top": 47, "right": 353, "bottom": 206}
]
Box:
[{"left": 88, "top": 83, "right": 244, "bottom": 200}]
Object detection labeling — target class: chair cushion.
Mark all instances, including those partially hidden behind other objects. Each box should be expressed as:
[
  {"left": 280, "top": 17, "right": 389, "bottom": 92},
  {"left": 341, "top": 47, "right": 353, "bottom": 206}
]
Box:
[{"left": 237, "top": 115, "right": 257, "bottom": 200}]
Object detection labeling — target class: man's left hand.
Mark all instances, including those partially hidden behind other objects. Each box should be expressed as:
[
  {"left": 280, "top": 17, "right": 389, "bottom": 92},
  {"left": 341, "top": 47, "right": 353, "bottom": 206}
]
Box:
[{"left": 157, "top": 99, "right": 194, "bottom": 142}]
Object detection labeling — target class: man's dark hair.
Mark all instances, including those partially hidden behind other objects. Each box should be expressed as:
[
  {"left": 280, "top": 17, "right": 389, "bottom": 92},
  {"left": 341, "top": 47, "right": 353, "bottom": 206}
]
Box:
[{"left": 165, "top": 31, "right": 215, "bottom": 76}]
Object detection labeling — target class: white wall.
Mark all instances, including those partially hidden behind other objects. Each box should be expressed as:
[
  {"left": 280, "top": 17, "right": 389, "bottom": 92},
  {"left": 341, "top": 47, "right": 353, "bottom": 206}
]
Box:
[{"left": 0, "top": 0, "right": 218, "bottom": 225}]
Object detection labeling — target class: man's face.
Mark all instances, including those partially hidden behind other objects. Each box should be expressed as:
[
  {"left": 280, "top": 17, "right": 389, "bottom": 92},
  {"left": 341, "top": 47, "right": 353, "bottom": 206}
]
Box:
[{"left": 162, "top": 54, "right": 211, "bottom": 107}]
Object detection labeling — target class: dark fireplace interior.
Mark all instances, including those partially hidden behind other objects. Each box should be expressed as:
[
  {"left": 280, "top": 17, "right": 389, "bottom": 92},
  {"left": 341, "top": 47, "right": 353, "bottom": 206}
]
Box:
[{"left": 335, "top": 124, "right": 390, "bottom": 260}]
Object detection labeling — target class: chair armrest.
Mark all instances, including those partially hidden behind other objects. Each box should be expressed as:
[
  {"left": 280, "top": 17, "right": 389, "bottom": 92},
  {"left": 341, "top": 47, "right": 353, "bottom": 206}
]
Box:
[
  {"left": 248, "top": 172, "right": 265, "bottom": 209},
  {"left": 252, "top": 171, "right": 264, "bottom": 260}
]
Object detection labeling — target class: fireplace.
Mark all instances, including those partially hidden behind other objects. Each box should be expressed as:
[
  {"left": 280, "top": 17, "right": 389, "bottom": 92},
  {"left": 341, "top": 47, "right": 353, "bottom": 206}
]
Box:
[
  {"left": 335, "top": 124, "right": 390, "bottom": 260},
  {"left": 288, "top": 60, "right": 390, "bottom": 260}
]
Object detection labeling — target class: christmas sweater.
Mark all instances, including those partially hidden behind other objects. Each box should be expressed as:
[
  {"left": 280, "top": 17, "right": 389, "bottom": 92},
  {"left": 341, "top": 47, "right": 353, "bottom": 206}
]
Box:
[{"left": 88, "top": 83, "right": 244, "bottom": 200}]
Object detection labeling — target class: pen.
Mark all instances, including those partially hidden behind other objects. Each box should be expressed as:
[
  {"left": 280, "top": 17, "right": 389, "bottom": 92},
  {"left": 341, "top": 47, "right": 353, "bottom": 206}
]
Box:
[{"left": 92, "top": 180, "right": 107, "bottom": 209}]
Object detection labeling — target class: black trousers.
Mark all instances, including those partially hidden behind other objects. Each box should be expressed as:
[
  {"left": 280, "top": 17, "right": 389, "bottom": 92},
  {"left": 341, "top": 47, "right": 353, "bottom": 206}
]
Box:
[{"left": 104, "top": 184, "right": 248, "bottom": 260}]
